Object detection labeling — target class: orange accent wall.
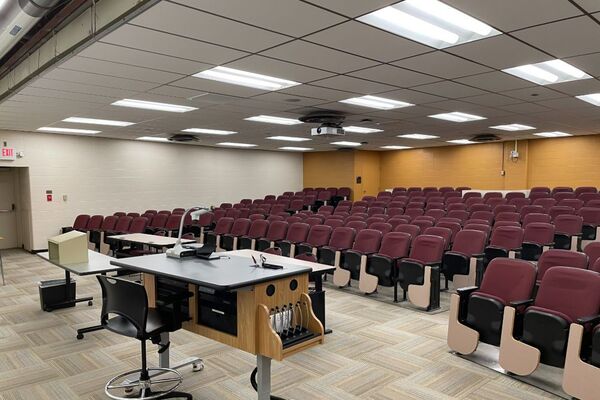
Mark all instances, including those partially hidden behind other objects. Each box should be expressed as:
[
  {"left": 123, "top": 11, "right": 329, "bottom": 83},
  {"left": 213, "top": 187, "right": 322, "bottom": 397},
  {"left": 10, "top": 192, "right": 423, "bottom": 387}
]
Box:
[{"left": 303, "top": 135, "right": 600, "bottom": 194}]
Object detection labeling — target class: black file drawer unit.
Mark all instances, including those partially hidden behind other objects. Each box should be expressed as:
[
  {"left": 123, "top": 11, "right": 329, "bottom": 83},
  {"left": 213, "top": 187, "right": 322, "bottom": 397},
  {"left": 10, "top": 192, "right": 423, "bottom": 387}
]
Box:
[{"left": 198, "top": 289, "right": 238, "bottom": 336}]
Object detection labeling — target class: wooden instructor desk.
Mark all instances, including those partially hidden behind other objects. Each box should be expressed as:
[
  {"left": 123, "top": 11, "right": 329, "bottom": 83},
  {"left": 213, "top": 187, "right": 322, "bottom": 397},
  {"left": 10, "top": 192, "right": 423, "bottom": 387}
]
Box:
[{"left": 111, "top": 252, "right": 325, "bottom": 400}]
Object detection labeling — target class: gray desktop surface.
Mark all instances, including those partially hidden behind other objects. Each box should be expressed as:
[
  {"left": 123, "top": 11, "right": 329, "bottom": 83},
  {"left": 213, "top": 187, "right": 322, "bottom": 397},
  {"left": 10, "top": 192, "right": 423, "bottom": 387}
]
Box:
[
  {"left": 38, "top": 250, "right": 120, "bottom": 276},
  {"left": 110, "top": 253, "right": 312, "bottom": 291}
]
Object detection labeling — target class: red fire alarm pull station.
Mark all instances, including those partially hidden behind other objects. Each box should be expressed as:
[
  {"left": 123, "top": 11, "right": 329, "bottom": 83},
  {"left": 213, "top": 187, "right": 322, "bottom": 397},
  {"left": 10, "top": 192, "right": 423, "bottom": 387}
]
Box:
[{"left": 47, "top": 194, "right": 53, "bottom": 202}]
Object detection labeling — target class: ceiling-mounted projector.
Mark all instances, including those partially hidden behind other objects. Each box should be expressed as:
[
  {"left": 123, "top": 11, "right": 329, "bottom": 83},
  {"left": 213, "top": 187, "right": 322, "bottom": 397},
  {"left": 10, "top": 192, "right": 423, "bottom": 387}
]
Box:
[
  {"left": 311, "top": 126, "right": 344, "bottom": 136},
  {"left": 300, "top": 110, "right": 346, "bottom": 137}
]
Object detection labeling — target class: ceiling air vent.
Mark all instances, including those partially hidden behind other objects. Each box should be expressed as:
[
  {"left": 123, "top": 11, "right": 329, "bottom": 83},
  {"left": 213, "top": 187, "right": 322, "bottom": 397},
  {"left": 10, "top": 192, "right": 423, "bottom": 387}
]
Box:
[
  {"left": 471, "top": 134, "right": 501, "bottom": 142},
  {"left": 168, "top": 134, "right": 198, "bottom": 142}
]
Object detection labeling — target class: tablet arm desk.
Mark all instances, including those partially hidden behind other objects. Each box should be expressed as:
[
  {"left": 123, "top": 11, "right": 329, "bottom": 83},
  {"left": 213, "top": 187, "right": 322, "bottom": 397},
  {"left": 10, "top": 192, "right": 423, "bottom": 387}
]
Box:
[{"left": 112, "top": 254, "right": 325, "bottom": 400}]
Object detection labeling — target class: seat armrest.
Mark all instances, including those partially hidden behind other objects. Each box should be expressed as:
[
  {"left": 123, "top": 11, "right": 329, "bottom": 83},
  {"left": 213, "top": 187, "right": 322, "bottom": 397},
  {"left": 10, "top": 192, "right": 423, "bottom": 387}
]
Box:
[
  {"left": 456, "top": 286, "right": 478, "bottom": 298},
  {"left": 470, "top": 253, "right": 484, "bottom": 258},
  {"left": 509, "top": 299, "right": 534, "bottom": 307},
  {"left": 576, "top": 314, "right": 600, "bottom": 326}
]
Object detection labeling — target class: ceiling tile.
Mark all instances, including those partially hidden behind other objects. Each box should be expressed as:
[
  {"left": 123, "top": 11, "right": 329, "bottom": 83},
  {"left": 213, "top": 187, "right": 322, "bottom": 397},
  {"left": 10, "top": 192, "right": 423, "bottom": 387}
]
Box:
[
  {"left": 447, "top": 35, "right": 549, "bottom": 69},
  {"left": 251, "top": 92, "right": 327, "bottom": 108},
  {"left": 59, "top": 57, "right": 184, "bottom": 84},
  {"left": 29, "top": 77, "right": 140, "bottom": 99},
  {"left": 377, "top": 89, "right": 447, "bottom": 104},
  {"left": 349, "top": 64, "right": 441, "bottom": 87},
  {"left": 19, "top": 86, "right": 115, "bottom": 104},
  {"left": 131, "top": 2, "right": 289, "bottom": 52},
  {"left": 537, "top": 96, "right": 600, "bottom": 110},
  {"left": 279, "top": 84, "right": 355, "bottom": 101},
  {"left": 260, "top": 40, "right": 378, "bottom": 73},
  {"left": 575, "top": 0, "right": 600, "bottom": 12},
  {"left": 548, "top": 78, "right": 600, "bottom": 96},
  {"left": 100, "top": 25, "right": 248, "bottom": 65},
  {"left": 303, "top": 21, "right": 431, "bottom": 63},
  {"left": 455, "top": 71, "right": 536, "bottom": 92},
  {"left": 443, "top": 0, "right": 582, "bottom": 31},
  {"left": 78, "top": 42, "right": 211, "bottom": 75},
  {"left": 461, "top": 93, "right": 523, "bottom": 107},
  {"left": 412, "top": 81, "right": 487, "bottom": 98},
  {"left": 224, "top": 55, "right": 334, "bottom": 83},
  {"left": 393, "top": 52, "right": 492, "bottom": 79},
  {"left": 565, "top": 52, "right": 600, "bottom": 77},
  {"left": 44, "top": 68, "right": 159, "bottom": 91},
  {"left": 147, "top": 85, "right": 207, "bottom": 99},
  {"left": 497, "top": 102, "right": 552, "bottom": 114},
  {"left": 310, "top": 75, "right": 392, "bottom": 94},
  {"left": 302, "top": 0, "right": 399, "bottom": 18},
  {"left": 169, "top": 76, "right": 266, "bottom": 98},
  {"left": 512, "top": 16, "right": 600, "bottom": 58},
  {"left": 500, "top": 86, "right": 567, "bottom": 102},
  {"left": 170, "top": 0, "right": 347, "bottom": 37}
]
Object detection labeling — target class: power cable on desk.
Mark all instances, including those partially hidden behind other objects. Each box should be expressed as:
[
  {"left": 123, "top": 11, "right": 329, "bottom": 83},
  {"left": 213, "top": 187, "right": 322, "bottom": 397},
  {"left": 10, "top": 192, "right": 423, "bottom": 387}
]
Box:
[{"left": 250, "top": 368, "right": 287, "bottom": 400}]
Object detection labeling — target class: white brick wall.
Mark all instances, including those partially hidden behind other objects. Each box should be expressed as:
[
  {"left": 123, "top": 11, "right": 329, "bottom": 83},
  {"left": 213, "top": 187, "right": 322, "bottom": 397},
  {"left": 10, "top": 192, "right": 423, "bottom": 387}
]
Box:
[{"left": 0, "top": 131, "right": 303, "bottom": 250}]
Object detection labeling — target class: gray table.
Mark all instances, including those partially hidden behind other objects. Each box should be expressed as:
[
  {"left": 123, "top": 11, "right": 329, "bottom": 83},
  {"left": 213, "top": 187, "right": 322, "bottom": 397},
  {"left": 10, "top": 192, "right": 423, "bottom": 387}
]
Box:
[
  {"left": 37, "top": 250, "right": 120, "bottom": 339},
  {"left": 107, "top": 233, "right": 196, "bottom": 250}
]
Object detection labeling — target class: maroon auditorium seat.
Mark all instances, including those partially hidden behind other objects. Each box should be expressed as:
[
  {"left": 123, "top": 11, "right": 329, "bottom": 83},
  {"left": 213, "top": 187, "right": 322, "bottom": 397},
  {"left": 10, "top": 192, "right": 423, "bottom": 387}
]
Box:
[
  {"left": 361, "top": 232, "right": 412, "bottom": 294},
  {"left": 255, "top": 221, "right": 289, "bottom": 252},
  {"left": 276, "top": 222, "right": 310, "bottom": 257},
  {"left": 237, "top": 219, "right": 269, "bottom": 250},
  {"left": 220, "top": 218, "right": 251, "bottom": 251},
  {"left": 521, "top": 222, "right": 555, "bottom": 261}
]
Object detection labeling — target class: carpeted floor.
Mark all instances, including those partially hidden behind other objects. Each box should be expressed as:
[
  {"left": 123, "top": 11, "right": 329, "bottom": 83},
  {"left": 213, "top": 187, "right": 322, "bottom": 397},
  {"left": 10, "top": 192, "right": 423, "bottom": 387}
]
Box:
[{"left": 0, "top": 249, "right": 560, "bottom": 399}]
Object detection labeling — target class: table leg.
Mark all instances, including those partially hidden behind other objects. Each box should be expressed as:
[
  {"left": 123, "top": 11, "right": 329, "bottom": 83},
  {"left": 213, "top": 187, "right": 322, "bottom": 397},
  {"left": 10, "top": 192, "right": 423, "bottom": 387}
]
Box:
[
  {"left": 0, "top": 248, "right": 4, "bottom": 286},
  {"left": 311, "top": 273, "right": 332, "bottom": 335},
  {"left": 256, "top": 355, "right": 271, "bottom": 400},
  {"left": 158, "top": 332, "right": 204, "bottom": 372}
]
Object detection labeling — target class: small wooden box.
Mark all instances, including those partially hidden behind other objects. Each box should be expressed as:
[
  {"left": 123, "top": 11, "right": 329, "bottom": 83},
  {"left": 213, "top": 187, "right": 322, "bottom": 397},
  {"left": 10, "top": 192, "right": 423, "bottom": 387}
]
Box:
[{"left": 48, "top": 230, "right": 89, "bottom": 264}]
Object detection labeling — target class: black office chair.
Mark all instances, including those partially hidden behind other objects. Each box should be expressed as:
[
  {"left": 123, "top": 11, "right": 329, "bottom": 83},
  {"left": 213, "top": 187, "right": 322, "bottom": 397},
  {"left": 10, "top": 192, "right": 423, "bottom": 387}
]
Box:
[{"left": 97, "top": 276, "right": 192, "bottom": 400}]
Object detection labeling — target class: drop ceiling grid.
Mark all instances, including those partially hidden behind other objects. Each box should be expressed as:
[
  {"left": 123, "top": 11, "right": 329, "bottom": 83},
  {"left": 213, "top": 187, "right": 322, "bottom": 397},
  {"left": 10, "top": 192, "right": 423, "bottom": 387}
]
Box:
[{"left": 1, "top": 0, "right": 600, "bottom": 151}]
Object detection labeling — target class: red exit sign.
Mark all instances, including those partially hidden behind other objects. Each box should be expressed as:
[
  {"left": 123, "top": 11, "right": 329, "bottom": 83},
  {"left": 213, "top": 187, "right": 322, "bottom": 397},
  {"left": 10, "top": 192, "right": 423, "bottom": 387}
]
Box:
[{"left": 0, "top": 147, "right": 15, "bottom": 161}]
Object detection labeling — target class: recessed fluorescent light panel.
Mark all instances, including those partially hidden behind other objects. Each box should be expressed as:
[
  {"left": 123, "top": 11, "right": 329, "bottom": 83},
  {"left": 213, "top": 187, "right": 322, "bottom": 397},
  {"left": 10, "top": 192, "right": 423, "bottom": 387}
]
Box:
[
  {"left": 37, "top": 127, "right": 100, "bottom": 134},
  {"left": 358, "top": 0, "right": 500, "bottom": 49},
  {"left": 381, "top": 145, "right": 412, "bottom": 150},
  {"left": 217, "top": 142, "right": 257, "bottom": 148},
  {"left": 112, "top": 99, "right": 197, "bottom": 113},
  {"left": 137, "top": 136, "right": 170, "bottom": 142},
  {"left": 429, "top": 112, "right": 486, "bottom": 122},
  {"left": 279, "top": 147, "right": 313, "bottom": 151},
  {"left": 62, "top": 117, "right": 135, "bottom": 127},
  {"left": 245, "top": 115, "right": 303, "bottom": 125},
  {"left": 503, "top": 60, "right": 591, "bottom": 85},
  {"left": 490, "top": 124, "right": 536, "bottom": 131},
  {"left": 267, "top": 136, "right": 311, "bottom": 142},
  {"left": 576, "top": 93, "right": 600, "bottom": 106},
  {"left": 193, "top": 66, "right": 300, "bottom": 91},
  {"left": 331, "top": 141, "right": 362, "bottom": 147},
  {"left": 447, "top": 139, "right": 476, "bottom": 144},
  {"left": 534, "top": 131, "right": 572, "bottom": 138},
  {"left": 343, "top": 126, "right": 383, "bottom": 133},
  {"left": 339, "top": 95, "right": 413, "bottom": 110},
  {"left": 182, "top": 128, "right": 237, "bottom": 135},
  {"left": 399, "top": 133, "right": 439, "bottom": 140}
]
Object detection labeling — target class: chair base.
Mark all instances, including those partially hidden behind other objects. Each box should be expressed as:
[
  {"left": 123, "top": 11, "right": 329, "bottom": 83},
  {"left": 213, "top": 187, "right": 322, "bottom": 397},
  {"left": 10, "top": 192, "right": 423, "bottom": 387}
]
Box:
[{"left": 105, "top": 367, "right": 190, "bottom": 400}]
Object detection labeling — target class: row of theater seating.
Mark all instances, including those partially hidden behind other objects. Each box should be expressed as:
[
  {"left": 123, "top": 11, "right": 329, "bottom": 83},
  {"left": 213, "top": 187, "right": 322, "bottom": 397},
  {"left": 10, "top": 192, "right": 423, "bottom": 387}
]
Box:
[{"left": 447, "top": 253, "right": 600, "bottom": 400}]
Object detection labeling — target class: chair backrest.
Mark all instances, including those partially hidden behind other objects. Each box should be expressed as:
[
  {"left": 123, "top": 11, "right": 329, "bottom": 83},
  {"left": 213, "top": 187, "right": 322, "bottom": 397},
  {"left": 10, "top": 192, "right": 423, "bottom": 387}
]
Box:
[
  {"left": 285, "top": 222, "right": 310, "bottom": 243},
  {"left": 439, "top": 186, "right": 453, "bottom": 193},
  {"left": 494, "top": 221, "right": 521, "bottom": 228},
  {"left": 324, "top": 218, "right": 344, "bottom": 229},
  {"left": 535, "top": 267, "right": 600, "bottom": 322},
  {"left": 369, "top": 221, "right": 393, "bottom": 235},
  {"left": 446, "top": 210, "right": 469, "bottom": 223},
  {"left": 114, "top": 216, "right": 133, "bottom": 232},
  {"left": 532, "top": 197, "right": 557, "bottom": 212},
  {"left": 267, "top": 215, "right": 285, "bottom": 223},
  {"left": 530, "top": 186, "right": 551, "bottom": 194},
  {"left": 351, "top": 229, "right": 383, "bottom": 253},
  {"left": 483, "top": 192, "right": 502, "bottom": 201},
  {"left": 505, "top": 192, "right": 525, "bottom": 201},
  {"left": 377, "top": 232, "right": 411, "bottom": 259},
  {"left": 394, "top": 224, "right": 421, "bottom": 238},
  {"left": 451, "top": 229, "right": 487, "bottom": 256},
  {"left": 489, "top": 226, "right": 524, "bottom": 249},
  {"left": 584, "top": 242, "right": 600, "bottom": 267},
  {"left": 509, "top": 197, "right": 531, "bottom": 212},
  {"left": 387, "top": 207, "right": 404, "bottom": 217},
  {"left": 305, "top": 225, "right": 332, "bottom": 247},
  {"left": 412, "top": 219, "right": 434, "bottom": 232},
  {"left": 487, "top": 198, "right": 507, "bottom": 208},
  {"left": 408, "top": 235, "right": 445, "bottom": 264},
  {"left": 263, "top": 247, "right": 283, "bottom": 256},
  {"left": 552, "top": 186, "right": 574, "bottom": 194},
  {"left": 554, "top": 192, "right": 576, "bottom": 202},
  {"left": 327, "top": 227, "right": 356, "bottom": 250},
  {"left": 537, "top": 249, "right": 588, "bottom": 282},
  {"left": 371, "top": 201, "right": 387, "bottom": 209},
  {"left": 128, "top": 217, "right": 149, "bottom": 233},
  {"left": 351, "top": 206, "right": 367, "bottom": 214},
  {"left": 345, "top": 220, "right": 368, "bottom": 232},
  {"left": 463, "top": 223, "right": 491, "bottom": 238},
  {"left": 495, "top": 211, "right": 520, "bottom": 223},
  {"left": 87, "top": 215, "right": 104, "bottom": 230},
  {"left": 478, "top": 258, "right": 536, "bottom": 304},
  {"left": 424, "top": 209, "right": 446, "bottom": 220},
  {"left": 213, "top": 209, "right": 227, "bottom": 222},
  {"left": 471, "top": 211, "right": 493, "bottom": 223},
  {"left": 549, "top": 206, "right": 575, "bottom": 221},
  {"left": 247, "top": 220, "right": 269, "bottom": 239},
  {"left": 575, "top": 187, "right": 597, "bottom": 197},
  {"left": 436, "top": 221, "right": 461, "bottom": 240},
  {"left": 101, "top": 215, "right": 118, "bottom": 231},
  {"left": 73, "top": 214, "right": 91, "bottom": 230},
  {"left": 286, "top": 216, "right": 303, "bottom": 225},
  {"left": 164, "top": 214, "right": 182, "bottom": 230},
  {"left": 334, "top": 205, "right": 351, "bottom": 214},
  {"left": 558, "top": 199, "right": 584, "bottom": 210},
  {"left": 464, "top": 193, "right": 482, "bottom": 202},
  {"left": 523, "top": 222, "right": 555, "bottom": 245},
  {"left": 318, "top": 205, "right": 334, "bottom": 215},
  {"left": 423, "top": 226, "right": 451, "bottom": 248},
  {"left": 578, "top": 207, "right": 600, "bottom": 225},
  {"left": 367, "top": 206, "right": 386, "bottom": 217},
  {"left": 529, "top": 191, "right": 551, "bottom": 202},
  {"left": 265, "top": 221, "right": 288, "bottom": 241},
  {"left": 520, "top": 205, "right": 545, "bottom": 219},
  {"left": 113, "top": 212, "right": 126, "bottom": 217},
  {"left": 456, "top": 186, "right": 471, "bottom": 192},
  {"left": 554, "top": 214, "right": 583, "bottom": 235},
  {"left": 289, "top": 199, "right": 304, "bottom": 211},
  {"left": 338, "top": 187, "right": 351, "bottom": 198},
  {"left": 522, "top": 212, "right": 551, "bottom": 227},
  {"left": 366, "top": 216, "right": 386, "bottom": 226},
  {"left": 470, "top": 204, "right": 492, "bottom": 213},
  {"left": 447, "top": 203, "right": 467, "bottom": 212},
  {"left": 97, "top": 275, "right": 148, "bottom": 338},
  {"left": 580, "top": 193, "right": 600, "bottom": 204},
  {"left": 493, "top": 204, "right": 517, "bottom": 216},
  {"left": 229, "top": 218, "right": 251, "bottom": 236},
  {"left": 213, "top": 217, "right": 234, "bottom": 235}
]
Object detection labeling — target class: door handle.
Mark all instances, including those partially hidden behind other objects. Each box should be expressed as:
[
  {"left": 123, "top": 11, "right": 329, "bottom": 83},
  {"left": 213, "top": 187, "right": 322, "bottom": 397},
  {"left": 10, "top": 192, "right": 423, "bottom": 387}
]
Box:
[{"left": 0, "top": 210, "right": 12, "bottom": 213}]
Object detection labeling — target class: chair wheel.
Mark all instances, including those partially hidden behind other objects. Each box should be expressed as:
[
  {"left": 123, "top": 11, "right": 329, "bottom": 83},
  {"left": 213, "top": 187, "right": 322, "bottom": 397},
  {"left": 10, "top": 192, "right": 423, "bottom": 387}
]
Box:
[
  {"left": 88, "top": 301, "right": 93, "bottom": 306},
  {"left": 192, "top": 362, "right": 204, "bottom": 372},
  {"left": 77, "top": 333, "right": 84, "bottom": 340}
]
